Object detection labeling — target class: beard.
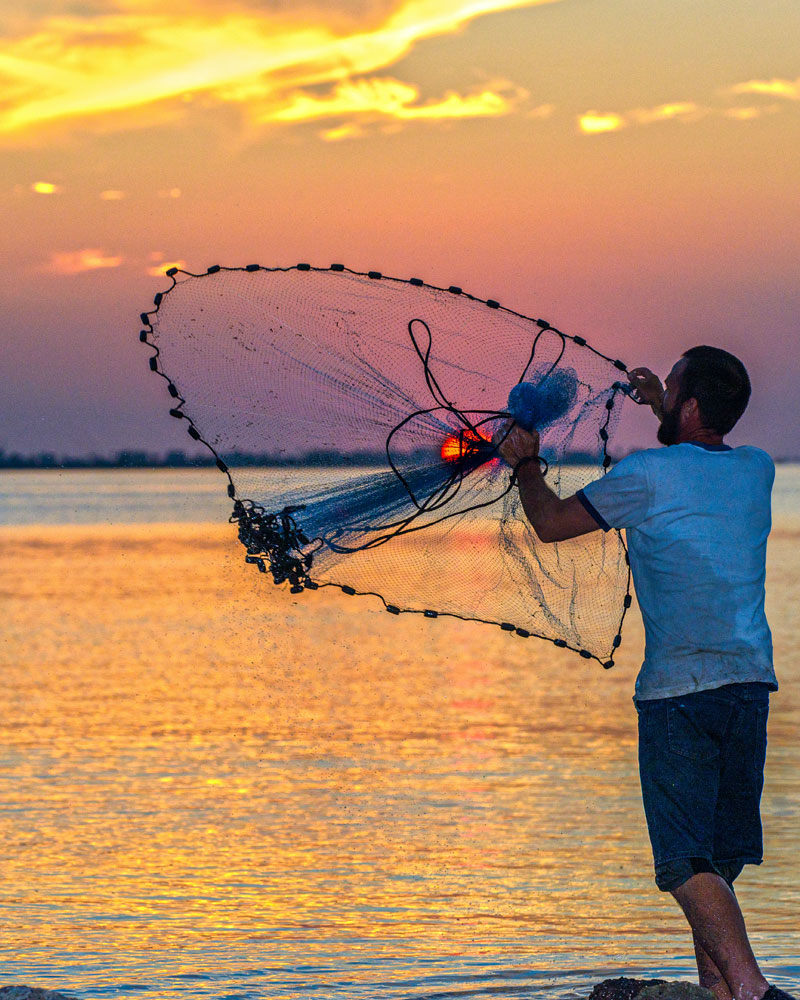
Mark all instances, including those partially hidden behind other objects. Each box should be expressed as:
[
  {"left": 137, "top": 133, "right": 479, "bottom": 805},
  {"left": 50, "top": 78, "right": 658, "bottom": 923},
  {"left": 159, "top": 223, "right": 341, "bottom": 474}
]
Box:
[{"left": 657, "top": 403, "right": 682, "bottom": 446}]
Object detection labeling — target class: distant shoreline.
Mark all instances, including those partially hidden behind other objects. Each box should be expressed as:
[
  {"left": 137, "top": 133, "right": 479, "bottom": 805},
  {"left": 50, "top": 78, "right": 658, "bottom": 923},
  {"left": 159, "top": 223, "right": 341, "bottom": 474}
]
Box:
[
  {"left": 2, "top": 455, "right": 797, "bottom": 471},
  {"left": 0, "top": 452, "right": 387, "bottom": 471},
  {"left": 0, "top": 449, "right": 643, "bottom": 470}
]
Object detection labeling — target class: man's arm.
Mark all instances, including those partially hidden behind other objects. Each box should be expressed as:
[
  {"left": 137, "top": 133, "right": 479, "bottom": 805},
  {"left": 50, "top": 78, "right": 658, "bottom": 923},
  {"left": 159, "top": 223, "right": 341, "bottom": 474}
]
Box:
[
  {"left": 495, "top": 424, "right": 600, "bottom": 543},
  {"left": 515, "top": 460, "right": 601, "bottom": 543}
]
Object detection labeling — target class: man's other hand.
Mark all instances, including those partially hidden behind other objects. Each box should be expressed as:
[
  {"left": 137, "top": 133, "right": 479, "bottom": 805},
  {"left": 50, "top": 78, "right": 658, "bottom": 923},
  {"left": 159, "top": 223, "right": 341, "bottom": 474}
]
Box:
[
  {"left": 494, "top": 421, "right": 540, "bottom": 468},
  {"left": 628, "top": 368, "right": 665, "bottom": 417}
]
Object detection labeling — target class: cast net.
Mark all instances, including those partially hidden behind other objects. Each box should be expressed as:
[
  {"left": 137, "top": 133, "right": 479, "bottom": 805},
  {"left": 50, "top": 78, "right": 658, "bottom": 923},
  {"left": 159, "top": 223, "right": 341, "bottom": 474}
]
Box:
[{"left": 141, "top": 264, "right": 636, "bottom": 666}]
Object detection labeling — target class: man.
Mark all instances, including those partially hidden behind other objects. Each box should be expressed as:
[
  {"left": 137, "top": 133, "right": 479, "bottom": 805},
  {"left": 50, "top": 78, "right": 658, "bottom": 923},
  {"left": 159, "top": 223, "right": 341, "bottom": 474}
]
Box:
[{"left": 496, "top": 346, "right": 792, "bottom": 1000}]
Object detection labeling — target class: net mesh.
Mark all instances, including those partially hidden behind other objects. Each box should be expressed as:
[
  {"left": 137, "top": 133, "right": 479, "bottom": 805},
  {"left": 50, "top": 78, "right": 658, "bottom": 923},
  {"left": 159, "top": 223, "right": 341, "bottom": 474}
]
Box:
[{"left": 141, "top": 264, "right": 635, "bottom": 666}]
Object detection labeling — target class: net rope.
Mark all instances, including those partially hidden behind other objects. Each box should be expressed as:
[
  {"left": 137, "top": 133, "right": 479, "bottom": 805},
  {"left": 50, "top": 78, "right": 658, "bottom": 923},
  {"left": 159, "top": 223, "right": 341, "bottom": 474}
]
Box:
[{"left": 140, "top": 263, "right": 640, "bottom": 667}]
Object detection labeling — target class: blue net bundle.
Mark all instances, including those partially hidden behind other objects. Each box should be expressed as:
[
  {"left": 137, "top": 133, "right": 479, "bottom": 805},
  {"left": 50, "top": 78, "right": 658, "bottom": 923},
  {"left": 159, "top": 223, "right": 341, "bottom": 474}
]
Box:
[{"left": 141, "top": 264, "right": 635, "bottom": 666}]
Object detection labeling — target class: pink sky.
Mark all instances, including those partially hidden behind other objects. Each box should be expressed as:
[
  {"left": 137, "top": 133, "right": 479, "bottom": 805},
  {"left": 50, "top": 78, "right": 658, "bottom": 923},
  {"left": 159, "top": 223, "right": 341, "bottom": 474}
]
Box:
[{"left": 1, "top": 0, "right": 798, "bottom": 457}]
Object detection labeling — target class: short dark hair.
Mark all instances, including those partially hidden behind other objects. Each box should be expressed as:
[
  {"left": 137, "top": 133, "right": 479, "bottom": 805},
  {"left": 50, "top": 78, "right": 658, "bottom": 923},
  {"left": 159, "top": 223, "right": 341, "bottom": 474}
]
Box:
[{"left": 679, "top": 346, "right": 751, "bottom": 435}]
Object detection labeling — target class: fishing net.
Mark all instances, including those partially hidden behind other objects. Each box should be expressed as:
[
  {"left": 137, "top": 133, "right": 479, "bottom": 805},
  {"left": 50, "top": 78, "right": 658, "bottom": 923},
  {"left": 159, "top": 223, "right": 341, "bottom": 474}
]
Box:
[{"left": 140, "top": 264, "right": 636, "bottom": 666}]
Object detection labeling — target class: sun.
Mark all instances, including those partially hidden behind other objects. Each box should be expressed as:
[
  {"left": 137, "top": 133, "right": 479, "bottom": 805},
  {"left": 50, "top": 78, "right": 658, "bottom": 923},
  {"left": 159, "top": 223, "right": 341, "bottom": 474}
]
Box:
[{"left": 441, "top": 427, "right": 490, "bottom": 462}]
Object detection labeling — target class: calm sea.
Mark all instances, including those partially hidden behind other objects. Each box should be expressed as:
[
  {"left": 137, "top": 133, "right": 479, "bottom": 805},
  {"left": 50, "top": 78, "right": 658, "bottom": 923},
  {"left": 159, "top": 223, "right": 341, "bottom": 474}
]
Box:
[{"left": 1, "top": 467, "right": 798, "bottom": 999}]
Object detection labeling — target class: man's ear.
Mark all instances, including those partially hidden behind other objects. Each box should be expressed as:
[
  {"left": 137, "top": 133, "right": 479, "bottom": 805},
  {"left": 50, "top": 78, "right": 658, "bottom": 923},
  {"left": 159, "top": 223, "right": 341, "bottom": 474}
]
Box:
[{"left": 681, "top": 397, "right": 700, "bottom": 422}]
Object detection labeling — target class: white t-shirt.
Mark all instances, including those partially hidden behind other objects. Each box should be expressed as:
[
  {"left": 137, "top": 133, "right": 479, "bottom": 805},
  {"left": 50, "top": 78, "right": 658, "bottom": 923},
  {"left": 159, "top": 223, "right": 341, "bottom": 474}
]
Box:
[{"left": 577, "top": 441, "right": 777, "bottom": 701}]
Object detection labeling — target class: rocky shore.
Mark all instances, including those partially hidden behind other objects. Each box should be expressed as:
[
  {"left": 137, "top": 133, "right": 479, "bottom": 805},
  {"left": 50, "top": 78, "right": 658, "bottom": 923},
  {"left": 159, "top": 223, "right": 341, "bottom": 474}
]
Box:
[{"left": 2, "top": 979, "right": 713, "bottom": 1000}]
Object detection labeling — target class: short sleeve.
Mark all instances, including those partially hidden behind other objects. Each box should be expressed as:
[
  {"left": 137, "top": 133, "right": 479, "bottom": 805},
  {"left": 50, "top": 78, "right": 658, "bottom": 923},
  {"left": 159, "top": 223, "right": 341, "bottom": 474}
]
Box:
[
  {"left": 577, "top": 452, "right": 652, "bottom": 531},
  {"left": 756, "top": 448, "right": 775, "bottom": 490}
]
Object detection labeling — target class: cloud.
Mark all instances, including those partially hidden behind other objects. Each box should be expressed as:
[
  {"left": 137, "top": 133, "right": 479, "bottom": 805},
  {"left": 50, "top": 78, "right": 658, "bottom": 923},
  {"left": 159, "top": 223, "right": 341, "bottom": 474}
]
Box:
[
  {"left": 48, "top": 248, "right": 123, "bottom": 274},
  {"left": 723, "top": 104, "right": 780, "bottom": 121},
  {"left": 579, "top": 101, "right": 706, "bottom": 134},
  {"left": 322, "top": 121, "right": 366, "bottom": 141},
  {"left": 146, "top": 259, "right": 187, "bottom": 276},
  {"left": 578, "top": 111, "right": 625, "bottom": 134},
  {"left": 99, "top": 188, "right": 126, "bottom": 199},
  {"left": 578, "top": 93, "right": 787, "bottom": 135},
  {"left": 728, "top": 77, "right": 800, "bottom": 101},
  {"left": 265, "top": 75, "right": 526, "bottom": 137},
  {"left": 0, "top": 0, "right": 561, "bottom": 137},
  {"left": 630, "top": 101, "right": 703, "bottom": 124}
]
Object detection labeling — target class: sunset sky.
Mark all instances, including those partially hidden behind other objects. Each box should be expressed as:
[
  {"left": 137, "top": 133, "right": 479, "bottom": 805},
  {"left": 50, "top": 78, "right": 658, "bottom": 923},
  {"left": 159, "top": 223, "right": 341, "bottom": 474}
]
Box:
[{"left": 2, "top": 0, "right": 798, "bottom": 457}]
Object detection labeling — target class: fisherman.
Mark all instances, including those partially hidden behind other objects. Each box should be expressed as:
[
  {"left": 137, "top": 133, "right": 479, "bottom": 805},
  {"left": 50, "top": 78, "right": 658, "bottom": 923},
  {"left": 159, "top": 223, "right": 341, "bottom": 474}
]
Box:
[{"left": 497, "top": 346, "right": 792, "bottom": 1000}]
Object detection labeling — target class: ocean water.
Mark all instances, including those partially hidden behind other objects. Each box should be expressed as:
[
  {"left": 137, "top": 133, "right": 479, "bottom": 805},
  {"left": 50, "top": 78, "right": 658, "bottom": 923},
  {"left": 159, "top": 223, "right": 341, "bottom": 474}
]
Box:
[{"left": 0, "top": 467, "right": 798, "bottom": 999}]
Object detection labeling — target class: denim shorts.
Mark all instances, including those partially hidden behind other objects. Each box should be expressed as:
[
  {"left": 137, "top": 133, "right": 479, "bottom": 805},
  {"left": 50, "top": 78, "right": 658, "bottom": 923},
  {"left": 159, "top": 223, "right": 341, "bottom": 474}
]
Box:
[{"left": 637, "top": 682, "right": 770, "bottom": 892}]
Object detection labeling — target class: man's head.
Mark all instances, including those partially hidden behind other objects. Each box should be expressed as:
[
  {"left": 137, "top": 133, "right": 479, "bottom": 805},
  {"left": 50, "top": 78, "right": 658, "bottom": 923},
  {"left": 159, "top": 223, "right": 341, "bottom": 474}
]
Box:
[{"left": 657, "top": 346, "right": 751, "bottom": 446}]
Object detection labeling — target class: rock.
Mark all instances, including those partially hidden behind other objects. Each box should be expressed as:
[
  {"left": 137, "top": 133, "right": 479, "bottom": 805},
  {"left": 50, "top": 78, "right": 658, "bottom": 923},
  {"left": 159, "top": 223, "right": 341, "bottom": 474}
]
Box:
[
  {"left": 589, "top": 979, "right": 714, "bottom": 1000},
  {"left": 639, "top": 984, "right": 715, "bottom": 1000},
  {"left": 589, "top": 979, "right": 668, "bottom": 1000},
  {"left": 0, "top": 988, "right": 79, "bottom": 1000}
]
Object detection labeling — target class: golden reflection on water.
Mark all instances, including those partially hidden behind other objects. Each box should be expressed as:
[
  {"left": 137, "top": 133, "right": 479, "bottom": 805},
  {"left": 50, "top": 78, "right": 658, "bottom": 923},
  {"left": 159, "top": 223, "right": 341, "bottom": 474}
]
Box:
[{"left": 0, "top": 509, "right": 798, "bottom": 990}]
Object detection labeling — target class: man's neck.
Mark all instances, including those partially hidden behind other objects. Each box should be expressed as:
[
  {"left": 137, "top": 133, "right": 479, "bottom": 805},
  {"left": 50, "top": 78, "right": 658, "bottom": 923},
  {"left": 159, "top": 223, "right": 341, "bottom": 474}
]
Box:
[{"left": 675, "top": 428, "right": 725, "bottom": 447}]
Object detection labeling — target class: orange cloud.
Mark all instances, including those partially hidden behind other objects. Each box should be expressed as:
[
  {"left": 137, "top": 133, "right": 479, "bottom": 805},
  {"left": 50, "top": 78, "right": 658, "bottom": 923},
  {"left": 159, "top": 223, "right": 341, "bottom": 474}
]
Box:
[
  {"left": 630, "top": 101, "right": 703, "bottom": 124},
  {"left": 322, "top": 122, "right": 366, "bottom": 142},
  {"left": 146, "top": 259, "right": 187, "bottom": 276},
  {"left": 729, "top": 77, "right": 800, "bottom": 101},
  {"left": 267, "top": 76, "right": 526, "bottom": 136},
  {"left": 48, "top": 248, "right": 124, "bottom": 274},
  {"left": 723, "top": 104, "right": 780, "bottom": 121},
  {"left": 578, "top": 95, "right": 783, "bottom": 135},
  {"left": 0, "top": 0, "right": 561, "bottom": 137},
  {"left": 578, "top": 111, "right": 625, "bottom": 134}
]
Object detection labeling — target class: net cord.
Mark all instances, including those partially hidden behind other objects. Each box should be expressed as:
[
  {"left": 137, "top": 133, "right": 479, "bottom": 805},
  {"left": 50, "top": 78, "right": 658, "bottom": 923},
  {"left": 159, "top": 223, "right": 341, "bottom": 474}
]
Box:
[{"left": 334, "top": 316, "right": 562, "bottom": 549}]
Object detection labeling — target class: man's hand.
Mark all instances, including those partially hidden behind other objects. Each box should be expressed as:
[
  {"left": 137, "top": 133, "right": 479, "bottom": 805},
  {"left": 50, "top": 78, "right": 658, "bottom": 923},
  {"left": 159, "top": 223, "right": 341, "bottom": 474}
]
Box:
[
  {"left": 628, "top": 367, "right": 665, "bottom": 419},
  {"left": 494, "top": 421, "right": 540, "bottom": 469}
]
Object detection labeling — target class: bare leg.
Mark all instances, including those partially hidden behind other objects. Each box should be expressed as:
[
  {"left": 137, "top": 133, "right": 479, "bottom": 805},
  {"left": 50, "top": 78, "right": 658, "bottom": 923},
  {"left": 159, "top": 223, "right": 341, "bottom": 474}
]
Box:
[
  {"left": 694, "top": 931, "right": 733, "bottom": 1000},
  {"left": 671, "top": 873, "right": 768, "bottom": 1000}
]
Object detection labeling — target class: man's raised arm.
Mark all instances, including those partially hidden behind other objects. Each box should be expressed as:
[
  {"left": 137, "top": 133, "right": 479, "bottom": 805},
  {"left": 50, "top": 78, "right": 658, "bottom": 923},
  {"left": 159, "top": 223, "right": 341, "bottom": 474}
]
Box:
[
  {"left": 495, "top": 425, "right": 600, "bottom": 543},
  {"left": 497, "top": 367, "right": 664, "bottom": 543}
]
